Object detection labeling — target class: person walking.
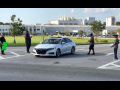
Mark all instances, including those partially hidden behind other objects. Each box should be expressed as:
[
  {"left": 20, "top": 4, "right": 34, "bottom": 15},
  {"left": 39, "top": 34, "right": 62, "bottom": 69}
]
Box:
[
  {"left": 25, "top": 31, "right": 31, "bottom": 53},
  {"left": 0, "top": 34, "right": 6, "bottom": 55},
  {"left": 87, "top": 33, "right": 95, "bottom": 55},
  {"left": 111, "top": 35, "right": 119, "bottom": 60}
]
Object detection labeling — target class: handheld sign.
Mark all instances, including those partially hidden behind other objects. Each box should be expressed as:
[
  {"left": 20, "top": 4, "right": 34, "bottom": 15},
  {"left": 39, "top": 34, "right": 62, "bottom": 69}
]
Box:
[{"left": 2, "top": 42, "right": 8, "bottom": 51}]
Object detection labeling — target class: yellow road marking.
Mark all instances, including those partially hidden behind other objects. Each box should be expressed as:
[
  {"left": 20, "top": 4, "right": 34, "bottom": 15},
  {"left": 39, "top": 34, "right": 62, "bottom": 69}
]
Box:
[{"left": 84, "top": 47, "right": 120, "bottom": 54}]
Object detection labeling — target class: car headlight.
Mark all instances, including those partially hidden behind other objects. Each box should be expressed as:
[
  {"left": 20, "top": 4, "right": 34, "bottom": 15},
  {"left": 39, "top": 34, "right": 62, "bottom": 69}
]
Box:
[
  {"left": 48, "top": 48, "right": 56, "bottom": 50},
  {"left": 33, "top": 48, "right": 37, "bottom": 50}
]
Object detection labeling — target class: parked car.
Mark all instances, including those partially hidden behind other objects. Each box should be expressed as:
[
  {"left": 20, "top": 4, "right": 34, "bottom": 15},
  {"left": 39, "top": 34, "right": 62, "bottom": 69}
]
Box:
[{"left": 33, "top": 37, "right": 76, "bottom": 58}]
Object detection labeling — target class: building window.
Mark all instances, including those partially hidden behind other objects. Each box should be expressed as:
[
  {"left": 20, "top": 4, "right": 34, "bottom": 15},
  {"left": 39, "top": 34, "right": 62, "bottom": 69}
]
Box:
[
  {"left": 59, "top": 23, "right": 63, "bottom": 25},
  {"left": 34, "top": 29, "right": 36, "bottom": 31},
  {"left": 64, "top": 23, "right": 68, "bottom": 25},
  {"left": 3, "top": 29, "right": 4, "bottom": 31},
  {"left": 6, "top": 29, "right": 7, "bottom": 31},
  {"left": 74, "top": 23, "right": 78, "bottom": 25},
  {"left": 0, "top": 29, "right": 1, "bottom": 31},
  {"left": 37, "top": 29, "right": 40, "bottom": 31},
  {"left": 86, "top": 23, "right": 88, "bottom": 25},
  {"left": 69, "top": 23, "right": 73, "bottom": 25},
  {"left": 30, "top": 29, "right": 32, "bottom": 31}
]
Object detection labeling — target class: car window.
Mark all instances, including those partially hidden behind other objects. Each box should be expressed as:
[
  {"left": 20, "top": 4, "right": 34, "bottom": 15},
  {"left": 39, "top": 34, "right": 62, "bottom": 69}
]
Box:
[
  {"left": 61, "top": 38, "right": 66, "bottom": 43},
  {"left": 42, "top": 39, "right": 61, "bottom": 44},
  {"left": 68, "top": 39, "right": 72, "bottom": 42},
  {"left": 64, "top": 38, "right": 70, "bottom": 43}
]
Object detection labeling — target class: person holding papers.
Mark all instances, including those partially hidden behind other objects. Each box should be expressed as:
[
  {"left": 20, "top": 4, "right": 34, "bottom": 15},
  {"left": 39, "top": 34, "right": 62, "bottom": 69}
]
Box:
[
  {"left": 0, "top": 34, "right": 6, "bottom": 55},
  {"left": 111, "top": 35, "right": 119, "bottom": 60}
]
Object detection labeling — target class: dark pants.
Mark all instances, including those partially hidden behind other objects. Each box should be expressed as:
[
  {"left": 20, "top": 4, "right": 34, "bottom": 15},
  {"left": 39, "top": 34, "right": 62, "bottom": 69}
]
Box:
[
  {"left": 26, "top": 41, "right": 31, "bottom": 52},
  {"left": 1, "top": 45, "right": 4, "bottom": 54},
  {"left": 114, "top": 48, "right": 118, "bottom": 60},
  {"left": 89, "top": 45, "right": 95, "bottom": 54}
]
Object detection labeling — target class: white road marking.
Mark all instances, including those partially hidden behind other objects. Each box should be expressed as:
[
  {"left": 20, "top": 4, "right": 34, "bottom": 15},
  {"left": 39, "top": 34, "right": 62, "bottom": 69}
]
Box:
[
  {"left": 10, "top": 52, "right": 21, "bottom": 56},
  {"left": 0, "top": 54, "right": 32, "bottom": 60},
  {"left": 0, "top": 56, "right": 5, "bottom": 59},
  {"left": 97, "top": 59, "right": 120, "bottom": 70},
  {"left": 105, "top": 53, "right": 114, "bottom": 56}
]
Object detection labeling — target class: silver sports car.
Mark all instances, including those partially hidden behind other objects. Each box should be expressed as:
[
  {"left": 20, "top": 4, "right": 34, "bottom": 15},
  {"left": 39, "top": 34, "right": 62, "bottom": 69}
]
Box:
[{"left": 33, "top": 37, "right": 76, "bottom": 57}]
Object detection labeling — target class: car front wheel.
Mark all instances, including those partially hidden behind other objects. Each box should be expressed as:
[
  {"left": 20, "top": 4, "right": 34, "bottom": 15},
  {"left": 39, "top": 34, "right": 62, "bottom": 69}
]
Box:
[
  {"left": 56, "top": 49, "right": 61, "bottom": 58},
  {"left": 71, "top": 46, "right": 75, "bottom": 54}
]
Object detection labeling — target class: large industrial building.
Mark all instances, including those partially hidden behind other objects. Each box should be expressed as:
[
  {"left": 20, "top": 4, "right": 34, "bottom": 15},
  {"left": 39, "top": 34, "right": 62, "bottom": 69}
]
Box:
[{"left": 0, "top": 16, "right": 120, "bottom": 36}]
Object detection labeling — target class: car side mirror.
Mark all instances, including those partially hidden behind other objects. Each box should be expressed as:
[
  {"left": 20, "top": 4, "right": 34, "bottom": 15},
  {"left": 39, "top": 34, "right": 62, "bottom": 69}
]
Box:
[
  {"left": 62, "top": 42, "right": 65, "bottom": 44},
  {"left": 40, "top": 42, "right": 43, "bottom": 44}
]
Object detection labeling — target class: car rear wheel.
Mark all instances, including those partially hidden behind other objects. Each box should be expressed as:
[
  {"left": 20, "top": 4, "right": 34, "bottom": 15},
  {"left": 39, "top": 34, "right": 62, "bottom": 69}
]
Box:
[
  {"left": 56, "top": 49, "right": 61, "bottom": 58},
  {"left": 71, "top": 46, "right": 75, "bottom": 54}
]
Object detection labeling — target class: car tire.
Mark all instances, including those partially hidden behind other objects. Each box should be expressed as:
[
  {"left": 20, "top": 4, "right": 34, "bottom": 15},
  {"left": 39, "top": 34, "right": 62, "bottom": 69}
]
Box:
[
  {"left": 71, "top": 46, "right": 75, "bottom": 54},
  {"left": 56, "top": 49, "right": 61, "bottom": 58}
]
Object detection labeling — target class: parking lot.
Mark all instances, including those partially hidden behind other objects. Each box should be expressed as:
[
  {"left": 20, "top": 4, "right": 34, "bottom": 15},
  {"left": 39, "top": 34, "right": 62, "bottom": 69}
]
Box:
[
  {"left": 0, "top": 44, "right": 120, "bottom": 70},
  {"left": 0, "top": 44, "right": 120, "bottom": 81}
]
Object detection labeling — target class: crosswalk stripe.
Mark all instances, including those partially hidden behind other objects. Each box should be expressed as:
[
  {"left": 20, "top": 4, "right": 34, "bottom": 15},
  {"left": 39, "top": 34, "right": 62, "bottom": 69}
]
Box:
[{"left": 0, "top": 56, "right": 5, "bottom": 59}]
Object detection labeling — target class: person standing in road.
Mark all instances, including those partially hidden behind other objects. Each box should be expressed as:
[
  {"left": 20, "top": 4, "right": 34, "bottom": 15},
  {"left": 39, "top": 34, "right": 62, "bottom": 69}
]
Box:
[
  {"left": 0, "top": 34, "right": 6, "bottom": 55},
  {"left": 87, "top": 33, "right": 95, "bottom": 55},
  {"left": 25, "top": 31, "right": 31, "bottom": 53},
  {"left": 111, "top": 35, "right": 119, "bottom": 60}
]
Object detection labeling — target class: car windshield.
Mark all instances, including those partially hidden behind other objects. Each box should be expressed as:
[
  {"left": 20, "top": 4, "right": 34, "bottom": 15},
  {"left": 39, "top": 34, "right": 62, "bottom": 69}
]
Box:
[{"left": 42, "top": 39, "right": 61, "bottom": 44}]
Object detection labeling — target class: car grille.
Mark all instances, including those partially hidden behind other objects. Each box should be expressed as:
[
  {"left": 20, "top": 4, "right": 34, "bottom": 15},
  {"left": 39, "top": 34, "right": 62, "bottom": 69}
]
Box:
[{"left": 36, "top": 49, "right": 48, "bottom": 54}]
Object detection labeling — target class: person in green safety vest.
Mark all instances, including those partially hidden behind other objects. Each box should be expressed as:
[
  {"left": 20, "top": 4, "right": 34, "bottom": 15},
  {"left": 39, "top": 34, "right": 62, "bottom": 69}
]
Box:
[{"left": 0, "top": 34, "right": 6, "bottom": 55}]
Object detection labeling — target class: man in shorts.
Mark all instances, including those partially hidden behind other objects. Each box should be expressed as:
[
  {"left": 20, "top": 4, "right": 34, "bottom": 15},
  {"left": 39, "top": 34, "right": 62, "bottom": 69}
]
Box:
[{"left": 87, "top": 33, "right": 95, "bottom": 55}]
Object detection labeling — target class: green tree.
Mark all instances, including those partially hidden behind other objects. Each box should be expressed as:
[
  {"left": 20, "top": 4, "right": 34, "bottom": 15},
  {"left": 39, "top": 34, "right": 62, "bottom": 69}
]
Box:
[
  {"left": 116, "top": 21, "right": 120, "bottom": 26},
  {"left": 4, "top": 23, "right": 10, "bottom": 25},
  {"left": 78, "top": 30, "right": 84, "bottom": 37},
  {"left": 117, "top": 28, "right": 120, "bottom": 35},
  {"left": 9, "top": 15, "right": 26, "bottom": 43},
  {"left": 89, "top": 20, "right": 106, "bottom": 41},
  {"left": 110, "top": 30, "right": 115, "bottom": 36},
  {"left": 0, "top": 22, "right": 3, "bottom": 25},
  {"left": 64, "top": 29, "right": 70, "bottom": 36}
]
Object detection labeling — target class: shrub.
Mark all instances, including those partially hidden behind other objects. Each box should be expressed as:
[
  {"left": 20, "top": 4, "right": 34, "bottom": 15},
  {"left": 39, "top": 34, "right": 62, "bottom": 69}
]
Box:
[{"left": 99, "top": 40, "right": 108, "bottom": 43}]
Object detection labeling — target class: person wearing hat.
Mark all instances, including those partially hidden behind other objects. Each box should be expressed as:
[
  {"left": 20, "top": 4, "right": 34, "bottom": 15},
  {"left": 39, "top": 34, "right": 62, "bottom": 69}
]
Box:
[
  {"left": 87, "top": 33, "right": 95, "bottom": 55},
  {"left": 111, "top": 34, "right": 119, "bottom": 60},
  {"left": 0, "top": 34, "right": 6, "bottom": 55}
]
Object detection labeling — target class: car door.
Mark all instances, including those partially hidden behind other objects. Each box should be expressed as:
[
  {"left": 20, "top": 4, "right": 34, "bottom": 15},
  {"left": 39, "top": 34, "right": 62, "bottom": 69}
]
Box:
[
  {"left": 61, "top": 38, "right": 67, "bottom": 54},
  {"left": 64, "top": 38, "right": 72, "bottom": 53}
]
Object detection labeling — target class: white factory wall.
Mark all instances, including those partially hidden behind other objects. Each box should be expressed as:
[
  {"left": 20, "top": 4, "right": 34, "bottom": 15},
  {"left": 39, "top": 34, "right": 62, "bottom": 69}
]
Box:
[{"left": 1, "top": 25, "right": 120, "bottom": 35}]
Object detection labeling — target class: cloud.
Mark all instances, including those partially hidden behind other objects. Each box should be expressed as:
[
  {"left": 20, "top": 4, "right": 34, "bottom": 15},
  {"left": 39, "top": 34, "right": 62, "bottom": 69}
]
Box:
[
  {"left": 70, "top": 9, "right": 77, "bottom": 13},
  {"left": 84, "top": 8, "right": 120, "bottom": 13}
]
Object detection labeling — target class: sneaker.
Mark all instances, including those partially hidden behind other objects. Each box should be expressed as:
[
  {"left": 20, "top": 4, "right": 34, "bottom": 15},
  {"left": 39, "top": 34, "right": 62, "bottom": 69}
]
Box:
[
  {"left": 87, "top": 53, "right": 90, "bottom": 55},
  {"left": 2, "top": 53, "right": 5, "bottom": 55}
]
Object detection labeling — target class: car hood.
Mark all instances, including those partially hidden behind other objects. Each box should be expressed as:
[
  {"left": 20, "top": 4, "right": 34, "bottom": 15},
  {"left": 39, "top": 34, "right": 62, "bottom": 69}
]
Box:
[{"left": 34, "top": 44, "right": 58, "bottom": 49}]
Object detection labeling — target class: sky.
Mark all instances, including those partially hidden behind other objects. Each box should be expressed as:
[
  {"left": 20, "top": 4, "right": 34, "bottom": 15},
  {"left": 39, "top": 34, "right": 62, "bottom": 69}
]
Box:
[{"left": 0, "top": 8, "right": 120, "bottom": 25}]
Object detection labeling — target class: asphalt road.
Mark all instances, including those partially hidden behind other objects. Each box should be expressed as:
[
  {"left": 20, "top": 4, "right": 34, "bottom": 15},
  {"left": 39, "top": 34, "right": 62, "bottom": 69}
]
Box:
[{"left": 0, "top": 44, "right": 120, "bottom": 81}]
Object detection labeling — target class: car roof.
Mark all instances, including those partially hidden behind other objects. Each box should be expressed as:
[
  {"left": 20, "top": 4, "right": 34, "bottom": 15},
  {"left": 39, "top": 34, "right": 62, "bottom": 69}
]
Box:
[{"left": 48, "top": 37, "right": 64, "bottom": 39}]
